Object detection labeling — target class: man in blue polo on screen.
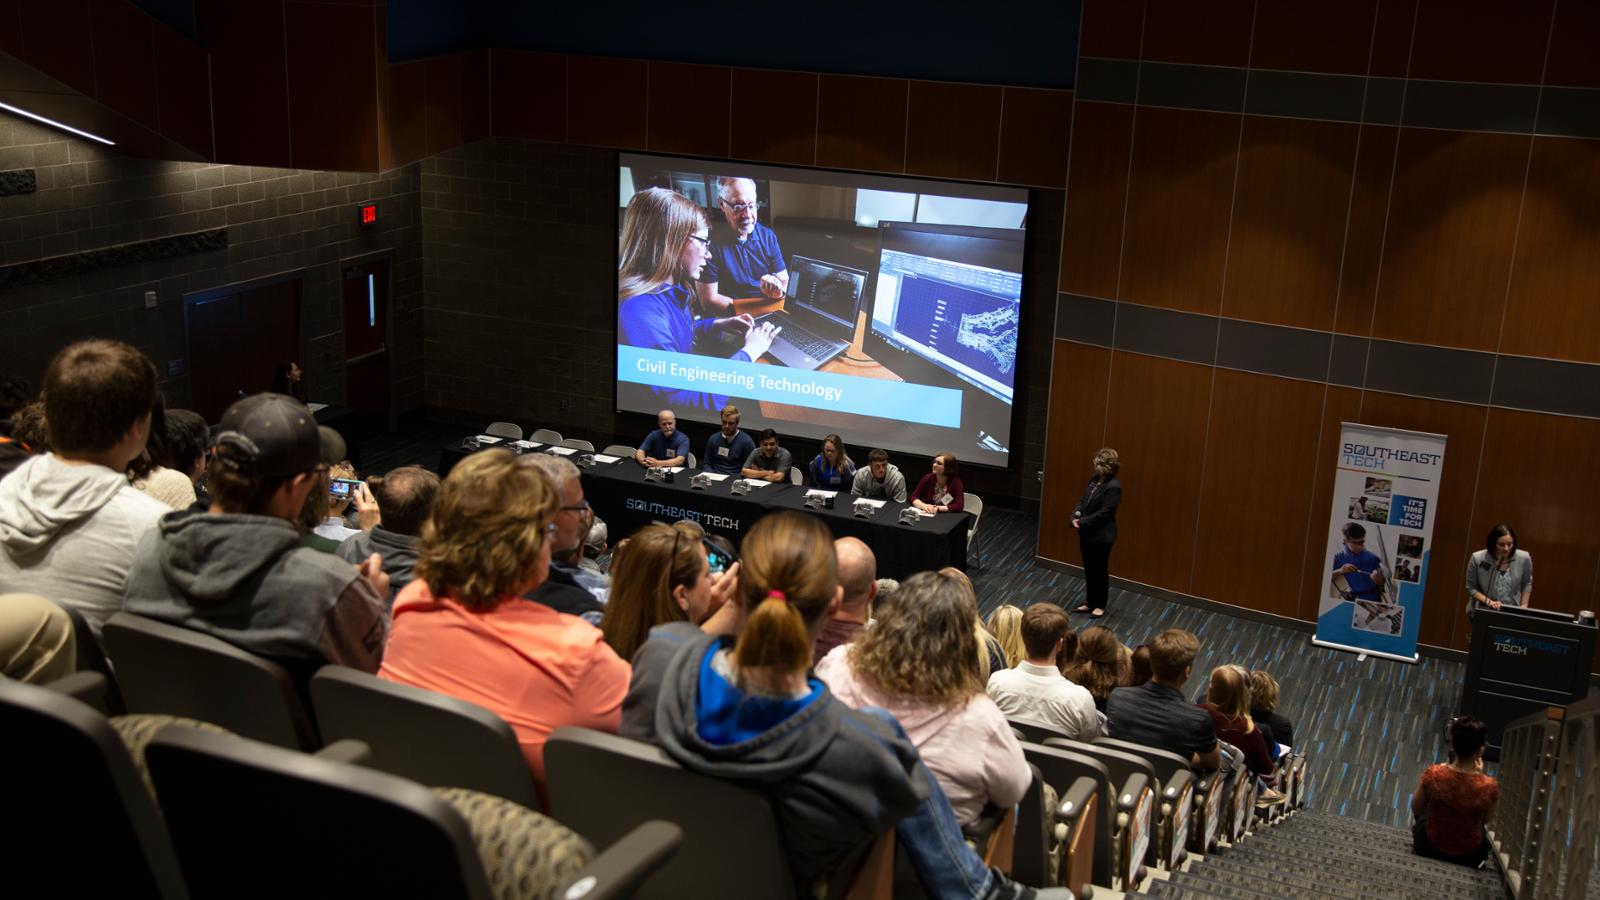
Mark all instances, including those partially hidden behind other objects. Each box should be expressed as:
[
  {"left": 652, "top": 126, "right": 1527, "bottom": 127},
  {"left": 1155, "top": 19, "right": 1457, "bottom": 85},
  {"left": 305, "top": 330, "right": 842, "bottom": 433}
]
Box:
[
  {"left": 696, "top": 176, "right": 789, "bottom": 315},
  {"left": 635, "top": 409, "right": 690, "bottom": 469},
  {"left": 1332, "top": 522, "right": 1386, "bottom": 601},
  {"left": 618, "top": 188, "right": 779, "bottom": 411}
]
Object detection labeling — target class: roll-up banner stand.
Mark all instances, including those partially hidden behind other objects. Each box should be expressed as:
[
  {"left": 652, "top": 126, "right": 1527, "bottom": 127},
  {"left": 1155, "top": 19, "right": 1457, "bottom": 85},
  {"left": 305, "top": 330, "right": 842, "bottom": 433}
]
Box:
[{"left": 1312, "top": 423, "right": 1447, "bottom": 664}]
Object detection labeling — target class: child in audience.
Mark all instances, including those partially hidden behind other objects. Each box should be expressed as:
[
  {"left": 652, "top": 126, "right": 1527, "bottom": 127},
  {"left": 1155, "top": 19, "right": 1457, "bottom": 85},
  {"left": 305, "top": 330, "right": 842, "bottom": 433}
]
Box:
[
  {"left": 622, "top": 511, "right": 1069, "bottom": 900},
  {"left": 1062, "top": 625, "right": 1129, "bottom": 713},
  {"left": 1249, "top": 670, "right": 1295, "bottom": 752},
  {"left": 817, "top": 570, "right": 1029, "bottom": 826},
  {"left": 1126, "top": 644, "right": 1152, "bottom": 687},
  {"left": 378, "top": 450, "right": 630, "bottom": 811},
  {"left": 1199, "top": 665, "right": 1284, "bottom": 805},
  {"left": 1412, "top": 716, "right": 1497, "bottom": 867},
  {"left": 984, "top": 604, "right": 1026, "bottom": 670},
  {"left": 600, "top": 522, "right": 726, "bottom": 662}
]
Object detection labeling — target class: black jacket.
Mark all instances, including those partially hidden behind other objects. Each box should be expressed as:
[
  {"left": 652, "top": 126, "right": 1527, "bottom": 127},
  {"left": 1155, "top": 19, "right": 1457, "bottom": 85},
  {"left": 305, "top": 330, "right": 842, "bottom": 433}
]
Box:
[{"left": 1073, "top": 475, "right": 1121, "bottom": 544}]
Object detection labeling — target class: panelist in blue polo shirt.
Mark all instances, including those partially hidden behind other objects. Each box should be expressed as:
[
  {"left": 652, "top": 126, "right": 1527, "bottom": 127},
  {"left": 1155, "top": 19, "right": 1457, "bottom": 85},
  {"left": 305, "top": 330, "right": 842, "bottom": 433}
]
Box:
[
  {"left": 696, "top": 176, "right": 789, "bottom": 314},
  {"left": 636, "top": 409, "right": 690, "bottom": 469},
  {"left": 1331, "top": 522, "right": 1386, "bottom": 602},
  {"left": 618, "top": 188, "right": 779, "bottom": 411}
]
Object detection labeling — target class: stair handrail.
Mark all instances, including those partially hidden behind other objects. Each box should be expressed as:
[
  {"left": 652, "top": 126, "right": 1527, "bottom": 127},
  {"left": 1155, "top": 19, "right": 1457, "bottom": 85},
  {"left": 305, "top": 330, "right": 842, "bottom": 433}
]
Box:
[
  {"left": 1490, "top": 691, "right": 1600, "bottom": 900},
  {"left": 1492, "top": 705, "right": 1563, "bottom": 896}
]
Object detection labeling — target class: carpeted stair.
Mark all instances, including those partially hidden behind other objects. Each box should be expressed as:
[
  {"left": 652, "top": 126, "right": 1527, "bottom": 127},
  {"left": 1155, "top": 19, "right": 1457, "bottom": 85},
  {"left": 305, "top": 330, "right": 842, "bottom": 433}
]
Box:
[{"left": 1144, "top": 809, "right": 1505, "bottom": 900}]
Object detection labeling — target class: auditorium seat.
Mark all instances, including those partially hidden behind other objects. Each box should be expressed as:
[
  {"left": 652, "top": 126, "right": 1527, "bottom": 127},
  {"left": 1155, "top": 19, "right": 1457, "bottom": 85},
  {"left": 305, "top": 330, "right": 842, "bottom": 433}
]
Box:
[
  {"left": 309, "top": 666, "right": 541, "bottom": 811},
  {"left": 146, "top": 725, "right": 680, "bottom": 900},
  {"left": 1007, "top": 717, "right": 1073, "bottom": 745},
  {"left": 102, "top": 613, "right": 318, "bottom": 751},
  {"left": 485, "top": 421, "right": 523, "bottom": 440},
  {"left": 0, "top": 675, "right": 191, "bottom": 899},
  {"left": 1092, "top": 736, "right": 1222, "bottom": 859},
  {"left": 56, "top": 600, "right": 126, "bottom": 713},
  {"left": 1012, "top": 763, "right": 1097, "bottom": 896},
  {"left": 964, "top": 494, "right": 984, "bottom": 565},
  {"left": 531, "top": 428, "right": 563, "bottom": 444},
  {"left": 1043, "top": 738, "right": 1171, "bottom": 870},
  {"left": 560, "top": 438, "right": 596, "bottom": 452},
  {"left": 544, "top": 726, "right": 895, "bottom": 900},
  {"left": 1023, "top": 741, "right": 1151, "bottom": 892}
]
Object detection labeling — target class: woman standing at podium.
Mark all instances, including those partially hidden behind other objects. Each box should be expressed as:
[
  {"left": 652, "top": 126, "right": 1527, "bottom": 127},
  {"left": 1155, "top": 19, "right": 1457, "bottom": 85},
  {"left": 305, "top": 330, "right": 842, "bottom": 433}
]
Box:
[{"left": 1464, "top": 523, "right": 1532, "bottom": 614}]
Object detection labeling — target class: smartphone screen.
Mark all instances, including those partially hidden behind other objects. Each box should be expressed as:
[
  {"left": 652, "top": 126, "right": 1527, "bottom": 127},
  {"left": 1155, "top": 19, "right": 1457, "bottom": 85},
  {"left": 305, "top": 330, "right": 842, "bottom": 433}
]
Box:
[{"left": 330, "top": 478, "right": 360, "bottom": 498}]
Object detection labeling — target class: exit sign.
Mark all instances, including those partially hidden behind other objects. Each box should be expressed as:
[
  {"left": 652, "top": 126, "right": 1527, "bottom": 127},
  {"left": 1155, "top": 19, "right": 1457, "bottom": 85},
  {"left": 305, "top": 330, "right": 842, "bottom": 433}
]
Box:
[{"left": 358, "top": 202, "right": 378, "bottom": 226}]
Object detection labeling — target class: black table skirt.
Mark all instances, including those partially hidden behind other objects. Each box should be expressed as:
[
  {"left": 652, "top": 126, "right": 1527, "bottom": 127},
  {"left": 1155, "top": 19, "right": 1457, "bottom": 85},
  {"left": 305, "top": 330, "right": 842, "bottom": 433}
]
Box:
[{"left": 437, "top": 439, "right": 968, "bottom": 578}]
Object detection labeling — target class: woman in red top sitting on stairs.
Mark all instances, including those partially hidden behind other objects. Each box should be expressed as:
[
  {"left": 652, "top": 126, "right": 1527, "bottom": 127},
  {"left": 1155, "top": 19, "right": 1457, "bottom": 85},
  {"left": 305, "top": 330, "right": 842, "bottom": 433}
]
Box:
[{"left": 1412, "top": 716, "right": 1499, "bottom": 867}]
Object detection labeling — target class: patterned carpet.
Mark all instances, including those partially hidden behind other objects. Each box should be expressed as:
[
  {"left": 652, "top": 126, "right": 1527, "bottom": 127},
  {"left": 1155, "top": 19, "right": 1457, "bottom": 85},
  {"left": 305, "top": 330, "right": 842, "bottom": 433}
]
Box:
[{"left": 362, "top": 425, "right": 1467, "bottom": 830}]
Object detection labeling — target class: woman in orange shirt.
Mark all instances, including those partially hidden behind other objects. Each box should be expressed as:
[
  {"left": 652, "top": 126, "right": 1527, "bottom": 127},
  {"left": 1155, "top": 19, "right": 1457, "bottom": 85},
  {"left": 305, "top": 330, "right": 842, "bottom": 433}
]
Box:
[
  {"left": 378, "top": 449, "right": 631, "bottom": 811},
  {"left": 1412, "top": 716, "right": 1498, "bottom": 866}
]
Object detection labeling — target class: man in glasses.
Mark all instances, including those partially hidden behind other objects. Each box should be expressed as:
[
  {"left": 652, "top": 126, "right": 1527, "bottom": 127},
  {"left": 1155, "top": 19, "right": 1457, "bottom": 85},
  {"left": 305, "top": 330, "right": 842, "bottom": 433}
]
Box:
[
  {"left": 696, "top": 176, "right": 789, "bottom": 315},
  {"left": 1331, "top": 521, "right": 1386, "bottom": 602},
  {"left": 523, "top": 454, "right": 607, "bottom": 625}
]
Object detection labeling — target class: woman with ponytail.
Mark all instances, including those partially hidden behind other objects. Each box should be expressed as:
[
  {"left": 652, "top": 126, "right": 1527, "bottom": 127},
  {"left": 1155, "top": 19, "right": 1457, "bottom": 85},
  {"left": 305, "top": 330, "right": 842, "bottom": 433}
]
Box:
[{"left": 622, "top": 511, "right": 1071, "bottom": 900}]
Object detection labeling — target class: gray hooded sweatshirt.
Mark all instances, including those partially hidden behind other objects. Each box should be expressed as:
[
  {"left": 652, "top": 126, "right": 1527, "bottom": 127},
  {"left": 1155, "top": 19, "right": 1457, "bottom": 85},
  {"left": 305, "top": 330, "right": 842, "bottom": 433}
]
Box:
[
  {"left": 0, "top": 454, "right": 167, "bottom": 636},
  {"left": 122, "top": 510, "right": 388, "bottom": 672},
  {"left": 622, "top": 622, "right": 929, "bottom": 886}
]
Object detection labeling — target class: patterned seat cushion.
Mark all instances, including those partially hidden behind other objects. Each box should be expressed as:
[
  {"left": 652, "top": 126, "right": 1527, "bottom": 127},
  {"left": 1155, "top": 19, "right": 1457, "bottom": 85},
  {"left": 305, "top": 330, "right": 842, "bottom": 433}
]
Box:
[
  {"left": 432, "top": 787, "right": 595, "bottom": 900},
  {"left": 110, "top": 714, "right": 232, "bottom": 800}
]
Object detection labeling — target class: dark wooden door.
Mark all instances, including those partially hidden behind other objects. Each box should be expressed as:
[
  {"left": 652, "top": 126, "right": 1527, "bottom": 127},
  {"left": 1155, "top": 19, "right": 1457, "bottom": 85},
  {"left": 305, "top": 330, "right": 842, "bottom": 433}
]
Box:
[
  {"left": 342, "top": 258, "right": 391, "bottom": 429},
  {"left": 185, "top": 278, "right": 302, "bottom": 422}
]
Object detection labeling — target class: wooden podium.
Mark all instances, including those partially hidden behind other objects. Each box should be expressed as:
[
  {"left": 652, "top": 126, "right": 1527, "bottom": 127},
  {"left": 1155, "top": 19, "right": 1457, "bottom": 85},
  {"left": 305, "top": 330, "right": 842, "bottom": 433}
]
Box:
[{"left": 1459, "top": 605, "right": 1596, "bottom": 759}]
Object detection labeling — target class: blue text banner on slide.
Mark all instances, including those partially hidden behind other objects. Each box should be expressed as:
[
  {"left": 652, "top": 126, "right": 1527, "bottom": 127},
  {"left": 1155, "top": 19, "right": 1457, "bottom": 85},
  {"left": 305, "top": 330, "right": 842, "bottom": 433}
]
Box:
[
  {"left": 618, "top": 346, "right": 962, "bottom": 428},
  {"left": 1313, "top": 422, "right": 1448, "bottom": 664}
]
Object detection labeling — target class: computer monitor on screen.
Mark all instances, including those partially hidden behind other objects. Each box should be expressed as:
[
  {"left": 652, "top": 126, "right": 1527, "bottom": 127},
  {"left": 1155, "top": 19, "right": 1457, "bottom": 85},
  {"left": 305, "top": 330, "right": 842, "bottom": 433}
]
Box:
[{"left": 870, "top": 222, "right": 1025, "bottom": 403}]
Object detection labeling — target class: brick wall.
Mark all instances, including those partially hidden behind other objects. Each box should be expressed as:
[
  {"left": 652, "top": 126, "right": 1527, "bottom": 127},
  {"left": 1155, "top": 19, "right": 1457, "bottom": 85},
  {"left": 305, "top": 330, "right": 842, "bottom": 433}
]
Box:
[{"left": 0, "top": 111, "right": 424, "bottom": 412}]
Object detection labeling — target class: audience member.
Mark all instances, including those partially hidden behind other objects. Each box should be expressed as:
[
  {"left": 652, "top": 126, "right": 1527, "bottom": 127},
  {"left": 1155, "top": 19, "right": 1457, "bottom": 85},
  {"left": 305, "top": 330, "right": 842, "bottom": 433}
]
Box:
[
  {"left": 622, "top": 511, "right": 1064, "bottom": 899},
  {"left": 1127, "top": 644, "right": 1152, "bottom": 687},
  {"left": 984, "top": 605, "right": 1026, "bottom": 670},
  {"left": 601, "top": 522, "right": 725, "bottom": 662},
  {"left": 0, "top": 340, "right": 167, "bottom": 636},
  {"left": 818, "top": 569, "right": 1028, "bottom": 825},
  {"left": 701, "top": 404, "right": 755, "bottom": 476},
  {"left": 0, "top": 374, "right": 30, "bottom": 480},
  {"left": 335, "top": 466, "right": 439, "bottom": 600},
  {"left": 271, "top": 360, "right": 308, "bottom": 403},
  {"left": 812, "top": 537, "right": 875, "bottom": 665},
  {"left": 910, "top": 452, "right": 964, "bottom": 514},
  {"left": 0, "top": 593, "right": 75, "bottom": 683},
  {"left": 1105, "top": 629, "right": 1220, "bottom": 770},
  {"left": 636, "top": 409, "right": 689, "bottom": 468},
  {"left": 1200, "top": 665, "right": 1283, "bottom": 804},
  {"left": 10, "top": 400, "right": 49, "bottom": 453},
  {"left": 1249, "top": 670, "right": 1295, "bottom": 750},
  {"left": 311, "top": 461, "right": 363, "bottom": 544},
  {"left": 939, "top": 567, "right": 1004, "bottom": 679},
  {"left": 582, "top": 517, "right": 609, "bottom": 575},
  {"left": 1411, "top": 716, "right": 1497, "bottom": 867},
  {"left": 128, "top": 403, "right": 198, "bottom": 510},
  {"left": 741, "top": 428, "right": 793, "bottom": 482},
  {"left": 807, "top": 433, "right": 856, "bottom": 489},
  {"left": 123, "top": 393, "right": 389, "bottom": 675},
  {"left": 521, "top": 455, "right": 607, "bottom": 623},
  {"left": 1063, "top": 625, "right": 1130, "bottom": 713},
  {"left": 378, "top": 450, "right": 628, "bottom": 810},
  {"left": 850, "top": 448, "right": 908, "bottom": 503},
  {"left": 873, "top": 577, "right": 900, "bottom": 614},
  {"left": 986, "top": 603, "right": 1100, "bottom": 741}
]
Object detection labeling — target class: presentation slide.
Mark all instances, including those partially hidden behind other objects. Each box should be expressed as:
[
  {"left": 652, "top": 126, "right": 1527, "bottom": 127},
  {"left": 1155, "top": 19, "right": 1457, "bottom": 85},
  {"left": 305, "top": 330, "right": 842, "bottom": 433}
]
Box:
[{"left": 616, "top": 153, "right": 1029, "bottom": 469}]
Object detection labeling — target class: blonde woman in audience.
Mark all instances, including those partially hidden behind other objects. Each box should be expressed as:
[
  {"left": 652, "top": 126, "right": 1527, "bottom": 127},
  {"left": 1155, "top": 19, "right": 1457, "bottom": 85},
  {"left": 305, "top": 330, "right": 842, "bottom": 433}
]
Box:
[
  {"left": 940, "top": 566, "right": 1006, "bottom": 678},
  {"left": 600, "top": 522, "right": 728, "bottom": 662},
  {"left": 1248, "top": 670, "right": 1295, "bottom": 754},
  {"left": 378, "top": 450, "right": 630, "bottom": 811},
  {"left": 622, "top": 511, "right": 1070, "bottom": 900},
  {"left": 1062, "top": 625, "right": 1130, "bottom": 713},
  {"left": 984, "top": 604, "right": 1026, "bottom": 670},
  {"left": 1200, "top": 665, "right": 1284, "bottom": 804},
  {"left": 818, "top": 570, "right": 1029, "bottom": 826}
]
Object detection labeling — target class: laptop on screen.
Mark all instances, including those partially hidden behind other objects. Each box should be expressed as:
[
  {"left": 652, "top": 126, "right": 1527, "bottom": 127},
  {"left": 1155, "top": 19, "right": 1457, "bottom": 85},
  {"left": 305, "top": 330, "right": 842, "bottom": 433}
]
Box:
[{"left": 756, "top": 255, "right": 870, "bottom": 371}]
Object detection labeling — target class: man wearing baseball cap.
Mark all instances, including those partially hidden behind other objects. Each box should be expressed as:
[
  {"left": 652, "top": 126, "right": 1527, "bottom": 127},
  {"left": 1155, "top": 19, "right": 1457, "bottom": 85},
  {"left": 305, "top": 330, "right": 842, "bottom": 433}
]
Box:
[{"left": 123, "top": 393, "right": 389, "bottom": 675}]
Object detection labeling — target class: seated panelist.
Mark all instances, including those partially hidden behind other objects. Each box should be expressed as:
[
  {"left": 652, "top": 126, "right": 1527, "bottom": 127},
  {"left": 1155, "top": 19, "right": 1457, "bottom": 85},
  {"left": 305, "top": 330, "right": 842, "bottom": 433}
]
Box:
[{"left": 635, "top": 409, "right": 689, "bottom": 469}]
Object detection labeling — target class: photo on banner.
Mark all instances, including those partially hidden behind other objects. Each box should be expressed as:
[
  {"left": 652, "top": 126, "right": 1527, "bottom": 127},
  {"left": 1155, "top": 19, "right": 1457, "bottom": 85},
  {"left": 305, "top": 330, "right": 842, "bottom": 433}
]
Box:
[
  {"left": 1312, "top": 422, "right": 1448, "bottom": 663},
  {"left": 614, "top": 152, "right": 1029, "bottom": 469}
]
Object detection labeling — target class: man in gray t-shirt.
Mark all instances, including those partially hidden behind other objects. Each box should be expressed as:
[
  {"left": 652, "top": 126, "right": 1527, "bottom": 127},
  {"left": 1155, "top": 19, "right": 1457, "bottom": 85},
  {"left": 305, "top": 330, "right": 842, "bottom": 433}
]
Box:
[{"left": 741, "top": 428, "right": 793, "bottom": 483}]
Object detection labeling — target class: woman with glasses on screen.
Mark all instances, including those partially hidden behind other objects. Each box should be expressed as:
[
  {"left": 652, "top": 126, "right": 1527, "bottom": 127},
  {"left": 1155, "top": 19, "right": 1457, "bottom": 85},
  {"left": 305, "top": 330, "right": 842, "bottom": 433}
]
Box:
[
  {"left": 377, "top": 450, "right": 630, "bottom": 810},
  {"left": 617, "top": 187, "right": 780, "bottom": 411}
]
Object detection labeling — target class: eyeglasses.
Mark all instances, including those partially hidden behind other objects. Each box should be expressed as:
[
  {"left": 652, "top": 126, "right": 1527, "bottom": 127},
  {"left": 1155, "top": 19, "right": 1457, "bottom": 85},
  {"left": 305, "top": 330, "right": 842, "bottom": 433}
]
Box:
[
  {"left": 561, "top": 500, "right": 592, "bottom": 518},
  {"left": 719, "top": 199, "right": 766, "bottom": 213},
  {"left": 686, "top": 233, "right": 711, "bottom": 249}
]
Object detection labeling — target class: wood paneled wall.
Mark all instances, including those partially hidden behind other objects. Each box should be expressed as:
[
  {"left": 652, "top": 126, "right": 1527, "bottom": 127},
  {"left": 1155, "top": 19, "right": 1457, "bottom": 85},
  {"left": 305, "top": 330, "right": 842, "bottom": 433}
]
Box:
[{"left": 1043, "top": 0, "right": 1600, "bottom": 670}]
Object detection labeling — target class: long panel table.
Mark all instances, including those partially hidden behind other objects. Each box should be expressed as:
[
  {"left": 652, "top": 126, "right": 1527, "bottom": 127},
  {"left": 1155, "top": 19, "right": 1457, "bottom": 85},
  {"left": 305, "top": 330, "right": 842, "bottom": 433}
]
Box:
[{"left": 438, "top": 438, "right": 968, "bottom": 579}]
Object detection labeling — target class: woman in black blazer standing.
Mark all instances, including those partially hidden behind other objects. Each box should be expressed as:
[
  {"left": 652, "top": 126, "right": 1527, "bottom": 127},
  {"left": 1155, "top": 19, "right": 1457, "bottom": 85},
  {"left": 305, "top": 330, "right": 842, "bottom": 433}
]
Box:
[{"left": 1072, "top": 448, "right": 1121, "bottom": 618}]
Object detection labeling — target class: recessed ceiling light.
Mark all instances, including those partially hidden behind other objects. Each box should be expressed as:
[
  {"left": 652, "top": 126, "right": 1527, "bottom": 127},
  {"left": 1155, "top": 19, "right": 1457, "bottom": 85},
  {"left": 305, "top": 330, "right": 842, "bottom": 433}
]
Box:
[{"left": 0, "top": 101, "right": 116, "bottom": 146}]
